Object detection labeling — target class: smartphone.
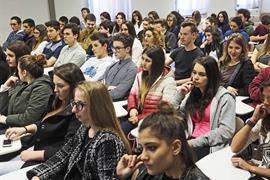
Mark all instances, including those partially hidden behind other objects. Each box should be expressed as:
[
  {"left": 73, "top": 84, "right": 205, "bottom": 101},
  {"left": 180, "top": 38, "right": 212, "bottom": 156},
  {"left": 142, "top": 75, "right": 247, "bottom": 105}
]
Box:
[{"left": 2, "top": 139, "right": 12, "bottom": 147}]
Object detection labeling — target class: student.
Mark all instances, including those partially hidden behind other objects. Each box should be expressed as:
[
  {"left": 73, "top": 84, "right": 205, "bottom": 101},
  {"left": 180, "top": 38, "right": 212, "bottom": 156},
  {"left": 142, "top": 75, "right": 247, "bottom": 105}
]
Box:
[
  {"left": 27, "top": 81, "right": 131, "bottom": 179},
  {"left": 251, "top": 32, "right": 270, "bottom": 72},
  {"left": 80, "top": 7, "right": 90, "bottom": 29},
  {"left": 58, "top": 16, "right": 68, "bottom": 31},
  {"left": 122, "top": 46, "right": 179, "bottom": 135},
  {"left": 102, "top": 33, "right": 137, "bottom": 101},
  {"left": 100, "top": 11, "right": 111, "bottom": 23},
  {"left": 0, "top": 55, "right": 53, "bottom": 129},
  {"left": 120, "top": 21, "right": 143, "bottom": 65},
  {"left": 0, "top": 46, "right": 9, "bottom": 85},
  {"left": 178, "top": 56, "right": 235, "bottom": 159},
  {"left": 112, "top": 12, "right": 126, "bottom": 35},
  {"left": 237, "top": 8, "right": 254, "bottom": 36},
  {"left": 80, "top": 32, "right": 114, "bottom": 81},
  {"left": 231, "top": 79, "right": 270, "bottom": 179},
  {"left": 117, "top": 102, "right": 210, "bottom": 180},
  {"left": 4, "top": 41, "right": 30, "bottom": 76},
  {"left": 166, "top": 21, "right": 204, "bottom": 86},
  {"left": 2, "top": 16, "right": 24, "bottom": 50},
  {"left": 200, "top": 26, "right": 223, "bottom": 60},
  {"left": 148, "top": 11, "right": 159, "bottom": 20},
  {"left": 166, "top": 13, "right": 180, "bottom": 38},
  {"left": 154, "top": 18, "right": 178, "bottom": 53},
  {"left": 42, "top": 20, "right": 65, "bottom": 67},
  {"left": 79, "top": 13, "right": 97, "bottom": 51},
  {"left": 224, "top": 16, "right": 250, "bottom": 43},
  {"left": 248, "top": 66, "right": 270, "bottom": 102},
  {"left": 1, "top": 63, "right": 83, "bottom": 173},
  {"left": 142, "top": 26, "right": 165, "bottom": 50},
  {"left": 137, "top": 17, "right": 154, "bottom": 43},
  {"left": 131, "top": 10, "right": 143, "bottom": 35},
  {"left": 54, "top": 23, "right": 86, "bottom": 68},
  {"left": 22, "top": 18, "right": 35, "bottom": 50},
  {"left": 98, "top": 20, "right": 113, "bottom": 56},
  {"left": 31, "top": 24, "right": 48, "bottom": 56},
  {"left": 217, "top": 11, "right": 230, "bottom": 36},
  {"left": 220, "top": 33, "right": 255, "bottom": 96},
  {"left": 250, "top": 15, "right": 270, "bottom": 44}
]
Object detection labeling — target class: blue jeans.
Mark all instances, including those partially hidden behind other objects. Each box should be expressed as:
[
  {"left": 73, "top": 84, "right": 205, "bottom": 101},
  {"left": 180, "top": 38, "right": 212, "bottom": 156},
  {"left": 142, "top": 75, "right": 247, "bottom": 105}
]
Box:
[{"left": 121, "top": 120, "right": 137, "bottom": 136}]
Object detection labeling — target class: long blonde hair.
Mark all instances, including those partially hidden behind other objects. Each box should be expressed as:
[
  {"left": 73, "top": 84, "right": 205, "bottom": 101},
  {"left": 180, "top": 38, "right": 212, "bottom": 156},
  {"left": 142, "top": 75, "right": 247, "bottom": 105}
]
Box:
[{"left": 75, "top": 81, "right": 132, "bottom": 154}]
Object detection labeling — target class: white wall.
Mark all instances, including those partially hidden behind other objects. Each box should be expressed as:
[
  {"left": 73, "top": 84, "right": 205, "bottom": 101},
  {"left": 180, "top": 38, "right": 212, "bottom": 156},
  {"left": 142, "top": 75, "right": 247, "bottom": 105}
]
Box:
[
  {"left": 54, "top": 0, "right": 87, "bottom": 19},
  {"left": 0, "top": 0, "right": 50, "bottom": 44}
]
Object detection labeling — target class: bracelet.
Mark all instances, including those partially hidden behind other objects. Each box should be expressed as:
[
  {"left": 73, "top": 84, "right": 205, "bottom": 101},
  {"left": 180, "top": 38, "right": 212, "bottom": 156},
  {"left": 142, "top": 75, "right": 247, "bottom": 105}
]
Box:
[
  {"left": 246, "top": 118, "right": 256, "bottom": 128},
  {"left": 23, "top": 126, "right": 28, "bottom": 134}
]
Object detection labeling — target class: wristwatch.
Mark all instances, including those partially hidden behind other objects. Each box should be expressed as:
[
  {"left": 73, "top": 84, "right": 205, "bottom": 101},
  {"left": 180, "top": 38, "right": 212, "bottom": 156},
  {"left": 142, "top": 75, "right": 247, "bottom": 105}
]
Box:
[{"left": 246, "top": 118, "right": 256, "bottom": 127}]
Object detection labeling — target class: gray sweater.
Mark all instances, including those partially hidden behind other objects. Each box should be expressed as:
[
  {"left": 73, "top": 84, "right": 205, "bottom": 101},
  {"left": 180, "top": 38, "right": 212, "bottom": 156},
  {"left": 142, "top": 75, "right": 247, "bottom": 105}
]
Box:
[{"left": 180, "top": 86, "right": 236, "bottom": 153}]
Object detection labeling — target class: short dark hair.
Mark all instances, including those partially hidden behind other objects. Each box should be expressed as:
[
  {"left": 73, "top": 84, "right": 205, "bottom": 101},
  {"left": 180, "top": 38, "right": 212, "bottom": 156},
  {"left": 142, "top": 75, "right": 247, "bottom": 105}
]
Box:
[
  {"left": 112, "top": 33, "right": 133, "bottom": 54},
  {"left": 69, "top": 16, "right": 80, "bottom": 26},
  {"left": 100, "top": 11, "right": 111, "bottom": 21},
  {"left": 63, "top": 23, "right": 80, "bottom": 36},
  {"left": 237, "top": 8, "right": 251, "bottom": 20},
  {"left": 231, "top": 16, "right": 243, "bottom": 29},
  {"left": 99, "top": 20, "right": 113, "bottom": 34},
  {"left": 154, "top": 18, "right": 167, "bottom": 28},
  {"left": 261, "top": 15, "right": 270, "bottom": 25},
  {"left": 90, "top": 32, "right": 109, "bottom": 47},
  {"left": 45, "top": 20, "right": 60, "bottom": 31},
  {"left": 22, "top": 18, "right": 35, "bottom": 27},
  {"left": 81, "top": 7, "right": 90, "bottom": 13},
  {"left": 7, "top": 41, "right": 30, "bottom": 61},
  {"left": 59, "top": 16, "right": 68, "bottom": 24},
  {"left": 85, "top": 13, "right": 96, "bottom": 22},
  {"left": 10, "top": 16, "right": 21, "bottom": 24},
  {"left": 181, "top": 21, "right": 198, "bottom": 33}
]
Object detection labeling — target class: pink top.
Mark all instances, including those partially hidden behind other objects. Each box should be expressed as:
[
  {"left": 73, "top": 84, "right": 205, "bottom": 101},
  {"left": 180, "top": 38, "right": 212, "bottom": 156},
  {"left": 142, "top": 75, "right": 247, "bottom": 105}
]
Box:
[{"left": 191, "top": 101, "right": 212, "bottom": 138}]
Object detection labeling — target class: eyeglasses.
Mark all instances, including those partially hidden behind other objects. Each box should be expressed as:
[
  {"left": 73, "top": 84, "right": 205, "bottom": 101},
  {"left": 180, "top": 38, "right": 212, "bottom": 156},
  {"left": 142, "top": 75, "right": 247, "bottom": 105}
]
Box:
[
  {"left": 112, "top": 46, "right": 126, "bottom": 51},
  {"left": 70, "top": 100, "right": 87, "bottom": 111}
]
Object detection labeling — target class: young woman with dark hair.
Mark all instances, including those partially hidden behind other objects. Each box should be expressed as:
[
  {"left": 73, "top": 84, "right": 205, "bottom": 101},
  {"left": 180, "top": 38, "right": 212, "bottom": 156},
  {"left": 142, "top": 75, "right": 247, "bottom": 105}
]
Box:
[
  {"left": 31, "top": 24, "right": 48, "bottom": 56},
  {"left": 132, "top": 10, "right": 143, "bottom": 35},
  {"left": 200, "top": 26, "right": 223, "bottom": 60},
  {"left": 112, "top": 12, "right": 126, "bottom": 35},
  {"left": 217, "top": 11, "right": 230, "bottom": 36},
  {"left": 178, "top": 56, "right": 236, "bottom": 159},
  {"left": 117, "top": 102, "right": 210, "bottom": 180},
  {"left": 121, "top": 46, "right": 179, "bottom": 135},
  {"left": 120, "top": 21, "right": 143, "bottom": 65}
]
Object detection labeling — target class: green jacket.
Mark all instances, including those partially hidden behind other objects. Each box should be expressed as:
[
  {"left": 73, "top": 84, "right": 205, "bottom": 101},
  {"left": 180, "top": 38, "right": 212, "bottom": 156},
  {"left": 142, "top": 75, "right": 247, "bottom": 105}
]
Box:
[
  {"left": 244, "top": 20, "right": 254, "bottom": 36},
  {"left": 0, "top": 75, "right": 53, "bottom": 127}
]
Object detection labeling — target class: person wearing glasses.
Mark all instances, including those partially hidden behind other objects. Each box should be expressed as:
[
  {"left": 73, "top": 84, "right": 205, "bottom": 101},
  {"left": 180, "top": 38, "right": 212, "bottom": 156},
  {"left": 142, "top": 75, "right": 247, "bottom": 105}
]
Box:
[
  {"left": 101, "top": 33, "right": 137, "bottom": 101},
  {"left": 1, "top": 63, "right": 84, "bottom": 174},
  {"left": 27, "top": 81, "right": 131, "bottom": 180}
]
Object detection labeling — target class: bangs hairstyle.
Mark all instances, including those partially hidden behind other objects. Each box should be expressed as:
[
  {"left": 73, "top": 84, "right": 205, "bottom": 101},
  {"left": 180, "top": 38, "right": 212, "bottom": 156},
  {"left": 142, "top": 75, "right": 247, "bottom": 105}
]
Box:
[
  {"left": 139, "top": 101, "right": 195, "bottom": 168},
  {"left": 219, "top": 33, "right": 248, "bottom": 67},
  {"left": 186, "top": 56, "right": 221, "bottom": 119},
  {"left": 75, "top": 81, "right": 131, "bottom": 154}
]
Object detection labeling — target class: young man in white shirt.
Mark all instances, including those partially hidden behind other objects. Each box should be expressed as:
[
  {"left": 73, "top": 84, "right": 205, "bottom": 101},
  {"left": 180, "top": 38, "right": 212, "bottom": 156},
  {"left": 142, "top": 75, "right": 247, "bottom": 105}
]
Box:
[{"left": 81, "top": 32, "right": 114, "bottom": 81}]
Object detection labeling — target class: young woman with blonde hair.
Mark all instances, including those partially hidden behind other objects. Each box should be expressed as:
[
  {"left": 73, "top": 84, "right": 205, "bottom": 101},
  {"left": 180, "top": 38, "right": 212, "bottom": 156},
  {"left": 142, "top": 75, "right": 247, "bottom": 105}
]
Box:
[{"left": 27, "top": 81, "right": 131, "bottom": 179}]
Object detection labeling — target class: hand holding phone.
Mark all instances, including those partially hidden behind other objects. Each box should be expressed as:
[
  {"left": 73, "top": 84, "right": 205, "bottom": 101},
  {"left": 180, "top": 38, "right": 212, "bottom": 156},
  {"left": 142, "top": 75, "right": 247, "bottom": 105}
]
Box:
[{"left": 2, "top": 139, "right": 12, "bottom": 147}]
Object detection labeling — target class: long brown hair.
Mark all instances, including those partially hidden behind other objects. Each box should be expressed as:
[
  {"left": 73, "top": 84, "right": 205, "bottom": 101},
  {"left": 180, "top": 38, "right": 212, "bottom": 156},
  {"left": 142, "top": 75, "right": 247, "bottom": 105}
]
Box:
[
  {"left": 219, "top": 33, "right": 248, "bottom": 67},
  {"left": 257, "top": 31, "right": 270, "bottom": 60},
  {"left": 75, "top": 81, "right": 132, "bottom": 154}
]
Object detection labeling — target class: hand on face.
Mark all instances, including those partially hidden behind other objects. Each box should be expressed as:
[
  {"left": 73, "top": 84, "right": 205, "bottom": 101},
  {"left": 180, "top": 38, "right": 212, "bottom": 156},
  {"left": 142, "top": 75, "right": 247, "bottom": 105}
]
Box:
[
  {"left": 4, "top": 76, "right": 19, "bottom": 88},
  {"left": 178, "top": 81, "right": 194, "bottom": 96},
  {"left": 252, "top": 104, "right": 269, "bottom": 122}
]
